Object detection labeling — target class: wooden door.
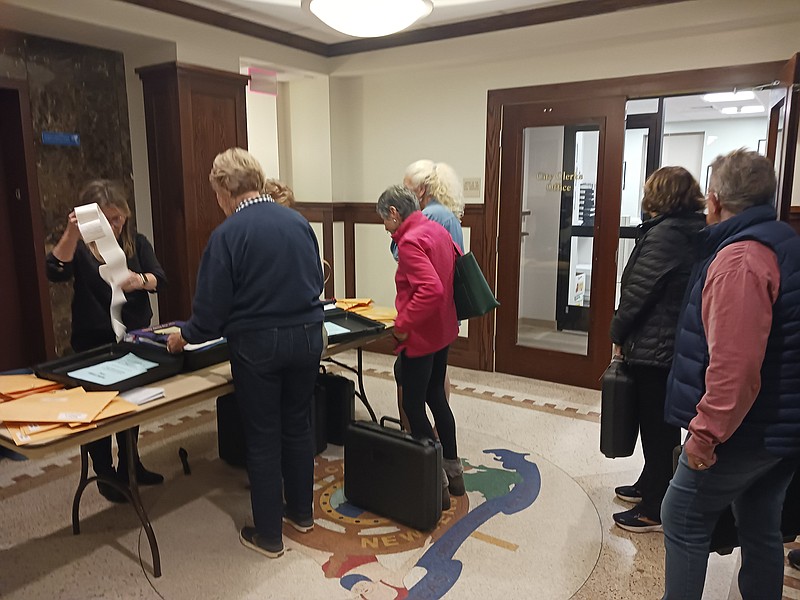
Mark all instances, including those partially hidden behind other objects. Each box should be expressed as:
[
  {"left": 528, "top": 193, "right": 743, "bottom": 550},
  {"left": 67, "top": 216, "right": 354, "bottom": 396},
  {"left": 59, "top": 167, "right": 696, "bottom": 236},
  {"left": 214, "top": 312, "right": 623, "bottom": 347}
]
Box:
[
  {"left": 766, "top": 54, "right": 799, "bottom": 222},
  {"left": 0, "top": 82, "right": 55, "bottom": 369},
  {"left": 494, "top": 97, "right": 625, "bottom": 389}
]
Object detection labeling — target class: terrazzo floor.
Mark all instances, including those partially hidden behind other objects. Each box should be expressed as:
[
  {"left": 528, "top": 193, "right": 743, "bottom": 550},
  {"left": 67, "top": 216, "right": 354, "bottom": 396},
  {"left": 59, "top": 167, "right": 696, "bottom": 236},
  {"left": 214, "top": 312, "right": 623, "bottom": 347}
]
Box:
[{"left": 1, "top": 350, "right": 799, "bottom": 599}]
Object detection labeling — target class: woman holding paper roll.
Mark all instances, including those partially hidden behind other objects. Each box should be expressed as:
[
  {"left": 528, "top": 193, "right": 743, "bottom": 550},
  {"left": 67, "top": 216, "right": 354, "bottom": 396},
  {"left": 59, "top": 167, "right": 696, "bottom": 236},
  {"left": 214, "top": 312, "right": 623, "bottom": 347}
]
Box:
[{"left": 46, "top": 179, "right": 167, "bottom": 503}]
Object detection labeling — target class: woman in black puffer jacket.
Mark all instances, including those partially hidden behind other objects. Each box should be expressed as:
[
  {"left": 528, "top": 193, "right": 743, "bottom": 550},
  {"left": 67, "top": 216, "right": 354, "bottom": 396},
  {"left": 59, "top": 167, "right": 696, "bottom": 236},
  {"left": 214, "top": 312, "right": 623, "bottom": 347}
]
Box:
[{"left": 609, "top": 166, "right": 706, "bottom": 533}]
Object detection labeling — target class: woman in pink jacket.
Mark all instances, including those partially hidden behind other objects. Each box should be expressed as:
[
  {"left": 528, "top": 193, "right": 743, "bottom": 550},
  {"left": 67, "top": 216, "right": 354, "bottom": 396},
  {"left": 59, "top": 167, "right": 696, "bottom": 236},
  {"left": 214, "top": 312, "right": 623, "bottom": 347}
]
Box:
[{"left": 376, "top": 185, "right": 464, "bottom": 510}]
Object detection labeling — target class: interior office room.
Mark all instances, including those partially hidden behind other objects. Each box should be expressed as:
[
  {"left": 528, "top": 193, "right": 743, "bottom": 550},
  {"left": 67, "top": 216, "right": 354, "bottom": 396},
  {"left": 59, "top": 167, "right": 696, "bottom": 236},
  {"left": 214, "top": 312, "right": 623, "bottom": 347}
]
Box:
[{"left": 1, "top": 0, "right": 800, "bottom": 598}]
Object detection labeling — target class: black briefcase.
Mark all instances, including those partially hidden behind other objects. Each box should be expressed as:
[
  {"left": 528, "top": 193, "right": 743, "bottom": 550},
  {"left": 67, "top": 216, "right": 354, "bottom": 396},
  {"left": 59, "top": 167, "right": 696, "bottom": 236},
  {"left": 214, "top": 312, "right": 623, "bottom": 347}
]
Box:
[
  {"left": 317, "top": 366, "right": 355, "bottom": 445},
  {"left": 344, "top": 418, "right": 442, "bottom": 531},
  {"left": 216, "top": 390, "right": 327, "bottom": 467},
  {"left": 600, "top": 357, "right": 639, "bottom": 458},
  {"left": 217, "top": 393, "right": 246, "bottom": 467}
]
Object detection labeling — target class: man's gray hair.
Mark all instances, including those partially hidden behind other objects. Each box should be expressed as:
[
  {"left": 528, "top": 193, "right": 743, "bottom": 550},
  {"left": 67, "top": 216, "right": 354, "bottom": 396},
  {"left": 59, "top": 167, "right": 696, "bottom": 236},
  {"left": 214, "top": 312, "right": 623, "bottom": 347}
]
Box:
[
  {"left": 708, "top": 149, "right": 776, "bottom": 214},
  {"left": 376, "top": 184, "right": 419, "bottom": 220}
]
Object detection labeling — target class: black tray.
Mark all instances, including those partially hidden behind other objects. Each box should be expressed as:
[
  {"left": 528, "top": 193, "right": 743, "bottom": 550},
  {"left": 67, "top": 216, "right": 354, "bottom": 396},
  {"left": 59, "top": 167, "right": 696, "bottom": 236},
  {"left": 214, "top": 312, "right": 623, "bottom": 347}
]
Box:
[
  {"left": 324, "top": 308, "right": 386, "bottom": 345},
  {"left": 183, "top": 340, "right": 230, "bottom": 372},
  {"left": 34, "top": 342, "right": 184, "bottom": 392}
]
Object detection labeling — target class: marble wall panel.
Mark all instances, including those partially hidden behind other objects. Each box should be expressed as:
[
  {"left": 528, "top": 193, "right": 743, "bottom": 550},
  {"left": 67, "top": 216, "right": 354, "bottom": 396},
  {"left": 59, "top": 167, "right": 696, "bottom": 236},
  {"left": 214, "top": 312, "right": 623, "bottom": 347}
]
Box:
[{"left": 1, "top": 30, "right": 134, "bottom": 356}]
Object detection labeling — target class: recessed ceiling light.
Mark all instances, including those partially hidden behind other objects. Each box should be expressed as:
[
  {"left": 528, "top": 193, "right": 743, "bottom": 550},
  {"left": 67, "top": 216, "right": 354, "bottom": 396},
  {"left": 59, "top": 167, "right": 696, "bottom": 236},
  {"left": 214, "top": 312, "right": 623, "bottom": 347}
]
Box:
[
  {"left": 739, "top": 105, "right": 765, "bottom": 114},
  {"left": 719, "top": 107, "right": 739, "bottom": 115},
  {"left": 703, "top": 91, "right": 755, "bottom": 103}
]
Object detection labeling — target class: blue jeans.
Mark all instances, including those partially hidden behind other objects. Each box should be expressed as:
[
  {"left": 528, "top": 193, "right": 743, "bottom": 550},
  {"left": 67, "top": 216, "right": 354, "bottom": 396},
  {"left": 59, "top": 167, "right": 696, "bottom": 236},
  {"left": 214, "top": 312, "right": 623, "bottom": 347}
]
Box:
[
  {"left": 661, "top": 445, "right": 798, "bottom": 600},
  {"left": 228, "top": 322, "right": 323, "bottom": 542}
]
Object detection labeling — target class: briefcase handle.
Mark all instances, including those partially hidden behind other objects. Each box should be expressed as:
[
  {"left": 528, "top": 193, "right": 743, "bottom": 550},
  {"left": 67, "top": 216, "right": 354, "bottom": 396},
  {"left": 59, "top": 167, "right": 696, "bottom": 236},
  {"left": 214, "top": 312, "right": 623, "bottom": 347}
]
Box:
[{"left": 380, "top": 416, "right": 403, "bottom": 430}]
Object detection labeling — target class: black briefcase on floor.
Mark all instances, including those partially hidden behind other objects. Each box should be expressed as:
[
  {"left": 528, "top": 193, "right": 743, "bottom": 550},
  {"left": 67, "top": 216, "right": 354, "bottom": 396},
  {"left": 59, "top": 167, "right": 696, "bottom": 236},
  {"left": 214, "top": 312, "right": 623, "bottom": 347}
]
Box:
[
  {"left": 317, "top": 366, "right": 355, "bottom": 445},
  {"left": 216, "top": 390, "right": 327, "bottom": 467},
  {"left": 217, "top": 393, "right": 247, "bottom": 467},
  {"left": 344, "top": 418, "right": 442, "bottom": 531},
  {"left": 600, "top": 357, "right": 639, "bottom": 458}
]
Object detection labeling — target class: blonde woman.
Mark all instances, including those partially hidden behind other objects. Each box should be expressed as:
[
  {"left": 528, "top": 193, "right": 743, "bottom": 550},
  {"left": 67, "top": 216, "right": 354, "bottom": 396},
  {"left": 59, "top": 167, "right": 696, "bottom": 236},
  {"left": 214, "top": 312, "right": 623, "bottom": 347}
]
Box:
[
  {"left": 167, "top": 148, "right": 324, "bottom": 559},
  {"left": 47, "top": 179, "right": 167, "bottom": 502}
]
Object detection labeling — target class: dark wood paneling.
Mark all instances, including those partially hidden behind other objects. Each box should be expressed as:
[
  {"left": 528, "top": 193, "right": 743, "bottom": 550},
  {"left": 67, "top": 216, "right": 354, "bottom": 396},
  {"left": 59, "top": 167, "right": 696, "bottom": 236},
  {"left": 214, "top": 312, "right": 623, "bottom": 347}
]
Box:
[
  {"left": 120, "top": 0, "right": 327, "bottom": 56},
  {"left": 137, "top": 62, "right": 249, "bottom": 321},
  {"left": 328, "top": 0, "right": 690, "bottom": 56},
  {"left": 790, "top": 208, "right": 800, "bottom": 235},
  {"left": 0, "top": 78, "right": 55, "bottom": 365},
  {"left": 293, "top": 202, "right": 336, "bottom": 298},
  {"left": 118, "top": 0, "right": 691, "bottom": 58},
  {"left": 776, "top": 55, "right": 800, "bottom": 223}
]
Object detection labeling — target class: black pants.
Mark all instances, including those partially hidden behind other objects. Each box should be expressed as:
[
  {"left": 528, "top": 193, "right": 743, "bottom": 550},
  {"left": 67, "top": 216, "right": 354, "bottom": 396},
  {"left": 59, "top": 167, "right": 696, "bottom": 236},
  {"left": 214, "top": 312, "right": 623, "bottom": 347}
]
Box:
[
  {"left": 400, "top": 346, "right": 457, "bottom": 460},
  {"left": 629, "top": 364, "right": 680, "bottom": 519},
  {"left": 87, "top": 427, "right": 140, "bottom": 475}
]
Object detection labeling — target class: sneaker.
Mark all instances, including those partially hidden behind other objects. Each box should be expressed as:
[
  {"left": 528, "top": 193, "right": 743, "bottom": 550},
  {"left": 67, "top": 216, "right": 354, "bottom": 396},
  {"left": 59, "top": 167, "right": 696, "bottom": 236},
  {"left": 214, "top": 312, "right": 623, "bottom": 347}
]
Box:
[
  {"left": 789, "top": 549, "right": 800, "bottom": 570},
  {"left": 613, "top": 507, "right": 662, "bottom": 533},
  {"left": 239, "top": 526, "right": 284, "bottom": 558},
  {"left": 283, "top": 512, "right": 314, "bottom": 533},
  {"left": 615, "top": 485, "right": 642, "bottom": 504}
]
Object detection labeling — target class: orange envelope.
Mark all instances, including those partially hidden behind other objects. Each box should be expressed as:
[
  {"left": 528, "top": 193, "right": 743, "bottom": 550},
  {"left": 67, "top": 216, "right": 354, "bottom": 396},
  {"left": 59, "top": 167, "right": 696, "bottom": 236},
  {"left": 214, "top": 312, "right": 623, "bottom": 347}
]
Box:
[
  {"left": 19, "top": 422, "right": 62, "bottom": 436},
  {"left": 336, "top": 298, "right": 373, "bottom": 311},
  {"left": 0, "top": 388, "right": 117, "bottom": 424},
  {"left": 94, "top": 398, "right": 139, "bottom": 421},
  {"left": 5, "top": 422, "right": 97, "bottom": 446},
  {"left": 0, "top": 374, "right": 63, "bottom": 399}
]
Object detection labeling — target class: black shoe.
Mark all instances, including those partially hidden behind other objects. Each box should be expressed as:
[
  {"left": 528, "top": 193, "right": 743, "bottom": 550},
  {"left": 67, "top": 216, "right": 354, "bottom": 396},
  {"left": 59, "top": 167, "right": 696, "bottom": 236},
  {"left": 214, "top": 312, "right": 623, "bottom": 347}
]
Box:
[
  {"left": 97, "top": 479, "right": 128, "bottom": 503},
  {"left": 283, "top": 510, "right": 314, "bottom": 533},
  {"left": 239, "top": 526, "right": 284, "bottom": 558},
  {"left": 614, "top": 485, "right": 642, "bottom": 504},
  {"left": 789, "top": 549, "right": 800, "bottom": 570},
  {"left": 119, "top": 463, "right": 164, "bottom": 486},
  {"left": 613, "top": 507, "right": 662, "bottom": 533}
]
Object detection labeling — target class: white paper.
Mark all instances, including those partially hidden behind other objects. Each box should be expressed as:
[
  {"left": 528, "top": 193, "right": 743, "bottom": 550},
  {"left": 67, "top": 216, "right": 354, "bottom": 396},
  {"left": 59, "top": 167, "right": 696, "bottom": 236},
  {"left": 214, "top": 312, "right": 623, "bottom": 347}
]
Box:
[
  {"left": 74, "top": 202, "right": 129, "bottom": 341},
  {"left": 67, "top": 353, "right": 157, "bottom": 385},
  {"left": 118, "top": 387, "right": 165, "bottom": 405},
  {"left": 184, "top": 338, "right": 225, "bottom": 352},
  {"left": 324, "top": 322, "right": 350, "bottom": 337}
]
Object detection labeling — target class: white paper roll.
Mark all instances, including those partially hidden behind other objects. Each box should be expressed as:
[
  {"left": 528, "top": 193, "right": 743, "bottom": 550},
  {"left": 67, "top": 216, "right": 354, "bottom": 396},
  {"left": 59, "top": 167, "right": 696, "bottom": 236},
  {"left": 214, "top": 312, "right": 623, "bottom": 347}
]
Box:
[{"left": 74, "top": 203, "right": 129, "bottom": 341}]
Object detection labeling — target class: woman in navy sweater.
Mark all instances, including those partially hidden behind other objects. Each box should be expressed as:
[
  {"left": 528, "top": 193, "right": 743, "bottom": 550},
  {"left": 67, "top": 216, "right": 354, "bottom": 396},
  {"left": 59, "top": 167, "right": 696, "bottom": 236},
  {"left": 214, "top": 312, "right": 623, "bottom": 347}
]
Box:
[{"left": 167, "top": 148, "right": 324, "bottom": 559}]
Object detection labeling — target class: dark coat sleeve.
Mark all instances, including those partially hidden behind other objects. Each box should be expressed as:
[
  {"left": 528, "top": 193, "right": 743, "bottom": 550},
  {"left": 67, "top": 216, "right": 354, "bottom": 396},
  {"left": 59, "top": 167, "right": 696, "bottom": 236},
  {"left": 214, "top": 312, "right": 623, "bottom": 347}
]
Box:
[
  {"left": 135, "top": 234, "right": 167, "bottom": 291},
  {"left": 46, "top": 252, "right": 74, "bottom": 282},
  {"left": 609, "top": 225, "right": 688, "bottom": 346}
]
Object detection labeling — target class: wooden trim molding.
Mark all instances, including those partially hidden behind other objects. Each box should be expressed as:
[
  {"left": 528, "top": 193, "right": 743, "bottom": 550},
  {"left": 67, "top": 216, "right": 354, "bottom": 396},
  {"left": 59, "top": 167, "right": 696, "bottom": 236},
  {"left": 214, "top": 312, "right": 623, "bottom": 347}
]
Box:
[{"left": 118, "top": 0, "right": 692, "bottom": 58}]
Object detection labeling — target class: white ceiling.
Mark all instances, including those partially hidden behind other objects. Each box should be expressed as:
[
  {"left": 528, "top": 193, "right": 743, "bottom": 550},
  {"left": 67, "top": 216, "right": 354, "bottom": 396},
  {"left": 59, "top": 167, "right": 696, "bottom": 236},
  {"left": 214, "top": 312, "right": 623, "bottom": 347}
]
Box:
[
  {"left": 179, "top": 0, "right": 579, "bottom": 43},
  {"left": 664, "top": 91, "right": 771, "bottom": 122}
]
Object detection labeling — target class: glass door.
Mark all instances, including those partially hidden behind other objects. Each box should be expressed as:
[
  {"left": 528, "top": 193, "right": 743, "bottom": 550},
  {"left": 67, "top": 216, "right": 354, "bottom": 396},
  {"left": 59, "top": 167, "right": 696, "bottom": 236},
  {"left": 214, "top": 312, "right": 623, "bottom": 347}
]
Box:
[
  {"left": 767, "top": 54, "right": 799, "bottom": 220},
  {"left": 495, "top": 97, "right": 625, "bottom": 388}
]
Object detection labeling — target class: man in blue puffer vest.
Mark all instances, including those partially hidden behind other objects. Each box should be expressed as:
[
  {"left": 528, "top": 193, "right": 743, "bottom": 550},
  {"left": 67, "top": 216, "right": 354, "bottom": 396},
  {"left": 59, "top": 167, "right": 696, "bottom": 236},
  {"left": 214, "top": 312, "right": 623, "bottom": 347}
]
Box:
[{"left": 661, "top": 149, "right": 800, "bottom": 600}]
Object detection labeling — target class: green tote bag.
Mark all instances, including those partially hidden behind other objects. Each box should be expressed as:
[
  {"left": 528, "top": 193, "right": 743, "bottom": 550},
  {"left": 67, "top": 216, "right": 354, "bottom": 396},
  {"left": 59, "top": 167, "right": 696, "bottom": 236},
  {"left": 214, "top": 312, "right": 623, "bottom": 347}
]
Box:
[{"left": 452, "top": 248, "right": 500, "bottom": 320}]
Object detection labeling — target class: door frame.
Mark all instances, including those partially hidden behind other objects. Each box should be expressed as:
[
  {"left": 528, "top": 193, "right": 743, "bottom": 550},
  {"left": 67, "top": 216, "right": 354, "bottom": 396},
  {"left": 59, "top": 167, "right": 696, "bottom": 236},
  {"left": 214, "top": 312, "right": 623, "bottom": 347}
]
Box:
[
  {"left": 0, "top": 77, "right": 55, "bottom": 365},
  {"left": 484, "top": 60, "right": 786, "bottom": 387}
]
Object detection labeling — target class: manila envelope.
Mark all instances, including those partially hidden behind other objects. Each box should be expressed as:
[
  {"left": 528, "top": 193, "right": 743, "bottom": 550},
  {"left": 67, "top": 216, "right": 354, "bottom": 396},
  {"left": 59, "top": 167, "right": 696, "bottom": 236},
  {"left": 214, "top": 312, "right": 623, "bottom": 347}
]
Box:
[
  {"left": 93, "top": 398, "right": 139, "bottom": 421},
  {"left": 5, "top": 422, "right": 97, "bottom": 446},
  {"left": 0, "top": 388, "right": 117, "bottom": 424},
  {"left": 0, "top": 374, "right": 63, "bottom": 399}
]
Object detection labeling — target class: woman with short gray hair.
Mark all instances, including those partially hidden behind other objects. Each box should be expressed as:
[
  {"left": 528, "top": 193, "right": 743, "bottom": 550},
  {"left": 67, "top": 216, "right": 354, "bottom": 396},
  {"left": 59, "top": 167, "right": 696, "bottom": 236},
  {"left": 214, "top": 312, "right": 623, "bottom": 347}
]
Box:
[{"left": 377, "top": 184, "right": 464, "bottom": 510}]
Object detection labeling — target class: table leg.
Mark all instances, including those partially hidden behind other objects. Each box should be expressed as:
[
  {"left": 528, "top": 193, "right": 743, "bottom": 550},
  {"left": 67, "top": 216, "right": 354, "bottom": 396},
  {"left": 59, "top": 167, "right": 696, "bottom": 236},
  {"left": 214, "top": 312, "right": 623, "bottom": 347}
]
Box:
[
  {"left": 70, "top": 433, "right": 162, "bottom": 577},
  {"left": 71, "top": 445, "right": 91, "bottom": 534},
  {"left": 324, "top": 349, "right": 377, "bottom": 422},
  {"left": 123, "top": 429, "right": 162, "bottom": 578}
]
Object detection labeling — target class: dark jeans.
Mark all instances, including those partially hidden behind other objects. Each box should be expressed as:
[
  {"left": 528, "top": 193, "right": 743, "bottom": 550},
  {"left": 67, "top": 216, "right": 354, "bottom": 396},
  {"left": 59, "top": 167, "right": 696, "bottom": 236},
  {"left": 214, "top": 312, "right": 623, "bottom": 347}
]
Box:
[
  {"left": 662, "top": 447, "right": 798, "bottom": 600},
  {"left": 400, "top": 346, "right": 457, "bottom": 460},
  {"left": 228, "top": 322, "right": 323, "bottom": 542},
  {"left": 629, "top": 364, "right": 680, "bottom": 519}
]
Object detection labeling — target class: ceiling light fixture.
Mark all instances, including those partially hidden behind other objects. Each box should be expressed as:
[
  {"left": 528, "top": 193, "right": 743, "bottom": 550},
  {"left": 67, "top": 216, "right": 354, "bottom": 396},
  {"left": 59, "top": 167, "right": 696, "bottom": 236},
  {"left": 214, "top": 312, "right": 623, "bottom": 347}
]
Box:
[
  {"left": 301, "top": 0, "right": 433, "bottom": 38},
  {"left": 702, "top": 91, "right": 755, "bottom": 103},
  {"left": 719, "top": 105, "right": 765, "bottom": 115}
]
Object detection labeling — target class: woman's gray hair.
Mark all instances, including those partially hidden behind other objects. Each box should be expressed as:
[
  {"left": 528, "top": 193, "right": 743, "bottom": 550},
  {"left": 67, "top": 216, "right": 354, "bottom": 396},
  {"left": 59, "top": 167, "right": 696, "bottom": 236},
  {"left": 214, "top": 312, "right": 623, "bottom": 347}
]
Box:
[{"left": 377, "top": 184, "right": 419, "bottom": 220}]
